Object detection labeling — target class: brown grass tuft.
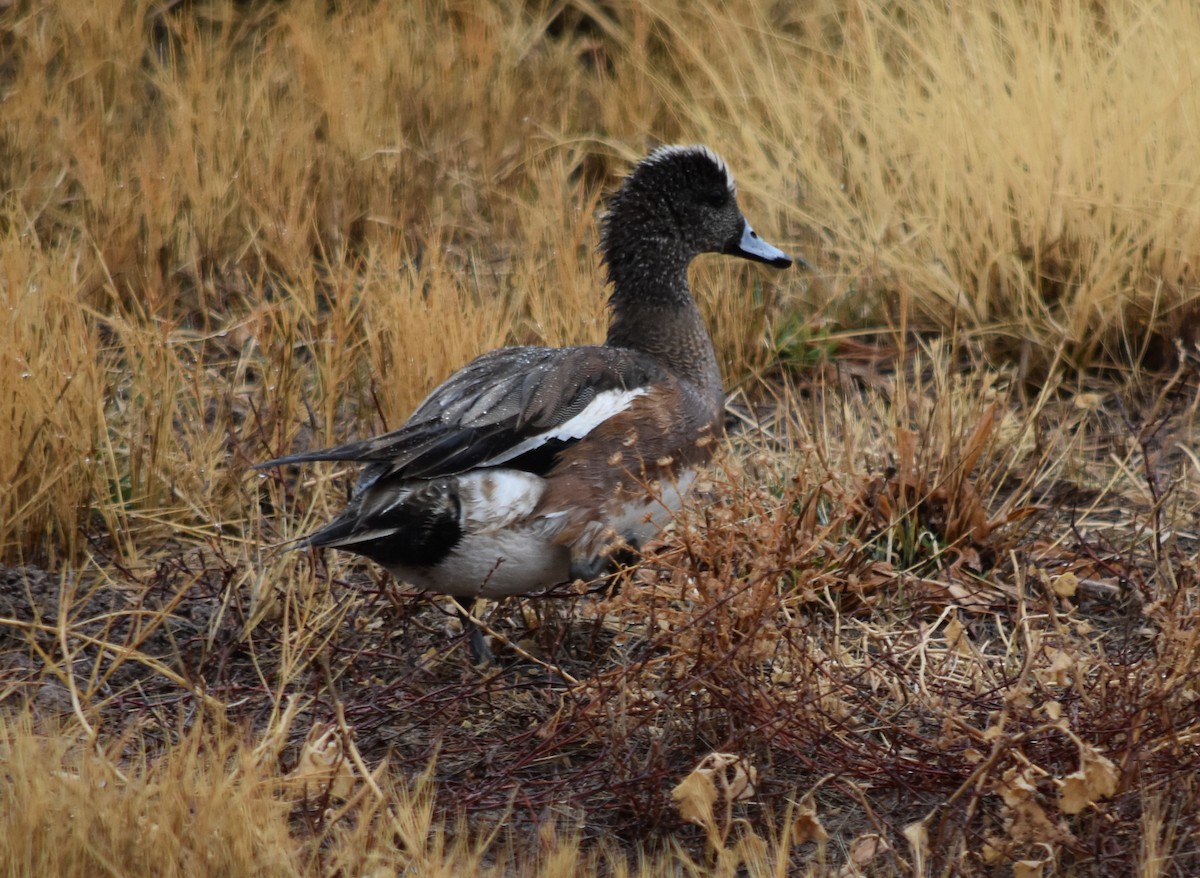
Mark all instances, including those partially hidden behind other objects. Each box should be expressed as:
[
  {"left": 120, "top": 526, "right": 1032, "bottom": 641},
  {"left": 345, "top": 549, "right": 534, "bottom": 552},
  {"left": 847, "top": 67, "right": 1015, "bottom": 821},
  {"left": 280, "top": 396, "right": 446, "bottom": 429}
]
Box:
[{"left": 3, "top": 0, "right": 1200, "bottom": 874}]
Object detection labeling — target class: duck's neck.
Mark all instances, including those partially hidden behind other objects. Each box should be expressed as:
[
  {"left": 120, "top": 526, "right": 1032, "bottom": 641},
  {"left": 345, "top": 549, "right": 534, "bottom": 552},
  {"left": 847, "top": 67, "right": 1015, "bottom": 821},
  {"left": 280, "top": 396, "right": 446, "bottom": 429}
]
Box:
[{"left": 604, "top": 263, "right": 724, "bottom": 408}]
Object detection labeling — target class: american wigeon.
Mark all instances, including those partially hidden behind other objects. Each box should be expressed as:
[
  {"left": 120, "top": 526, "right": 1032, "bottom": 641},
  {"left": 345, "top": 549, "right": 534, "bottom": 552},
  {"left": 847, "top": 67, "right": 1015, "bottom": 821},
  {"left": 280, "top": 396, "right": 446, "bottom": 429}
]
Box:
[{"left": 260, "top": 145, "right": 796, "bottom": 605}]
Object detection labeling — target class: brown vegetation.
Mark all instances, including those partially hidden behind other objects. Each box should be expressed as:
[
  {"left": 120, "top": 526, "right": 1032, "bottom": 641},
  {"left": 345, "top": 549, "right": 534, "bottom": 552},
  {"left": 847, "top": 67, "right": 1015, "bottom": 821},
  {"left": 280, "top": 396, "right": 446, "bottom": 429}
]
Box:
[{"left": 2, "top": 0, "right": 1200, "bottom": 874}]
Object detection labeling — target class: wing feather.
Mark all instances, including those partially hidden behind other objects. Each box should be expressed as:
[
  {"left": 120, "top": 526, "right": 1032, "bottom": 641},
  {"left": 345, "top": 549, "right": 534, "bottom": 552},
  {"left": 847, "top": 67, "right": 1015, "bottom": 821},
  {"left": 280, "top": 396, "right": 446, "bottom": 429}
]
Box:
[{"left": 258, "top": 345, "right": 666, "bottom": 480}]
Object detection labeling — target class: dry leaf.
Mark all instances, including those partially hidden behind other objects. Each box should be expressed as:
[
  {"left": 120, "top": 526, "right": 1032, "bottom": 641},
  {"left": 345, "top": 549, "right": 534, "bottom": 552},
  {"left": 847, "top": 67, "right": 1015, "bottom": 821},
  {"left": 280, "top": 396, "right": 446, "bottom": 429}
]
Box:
[
  {"left": 994, "top": 765, "right": 1072, "bottom": 847},
  {"left": 1013, "top": 859, "right": 1045, "bottom": 878},
  {"left": 980, "top": 838, "right": 1005, "bottom": 864},
  {"left": 1083, "top": 747, "right": 1119, "bottom": 799},
  {"left": 896, "top": 428, "right": 918, "bottom": 487},
  {"left": 285, "top": 722, "right": 356, "bottom": 801},
  {"left": 846, "top": 833, "right": 890, "bottom": 869},
  {"left": 945, "top": 479, "right": 992, "bottom": 543},
  {"left": 960, "top": 402, "right": 996, "bottom": 476},
  {"left": 943, "top": 613, "right": 972, "bottom": 657},
  {"left": 1058, "top": 771, "right": 1093, "bottom": 815},
  {"left": 672, "top": 765, "right": 718, "bottom": 828},
  {"left": 1051, "top": 572, "right": 1078, "bottom": 597},
  {"left": 1060, "top": 744, "right": 1119, "bottom": 813},
  {"left": 996, "top": 764, "right": 1039, "bottom": 809},
  {"left": 671, "top": 752, "right": 757, "bottom": 834},
  {"left": 707, "top": 752, "right": 757, "bottom": 802},
  {"left": 1039, "top": 647, "right": 1074, "bottom": 686},
  {"left": 791, "top": 801, "right": 828, "bottom": 846},
  {"left": 836, "top": 833, "right": 891, "bottom": 877}
]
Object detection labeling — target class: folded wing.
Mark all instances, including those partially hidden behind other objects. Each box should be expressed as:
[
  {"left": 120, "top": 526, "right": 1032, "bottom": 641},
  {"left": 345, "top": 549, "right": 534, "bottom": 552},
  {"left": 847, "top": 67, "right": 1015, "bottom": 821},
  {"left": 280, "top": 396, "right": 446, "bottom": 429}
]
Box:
[{"left": 257, "top": 345, "right": 668, "bottom": 482}]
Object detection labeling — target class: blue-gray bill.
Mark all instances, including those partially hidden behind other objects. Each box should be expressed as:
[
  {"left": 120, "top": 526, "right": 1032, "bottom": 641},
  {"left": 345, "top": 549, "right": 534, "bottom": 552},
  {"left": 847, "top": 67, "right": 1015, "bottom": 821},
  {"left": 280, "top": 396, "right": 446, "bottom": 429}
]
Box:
[{"left": 724, "top": 221, "right": 803, "bottom": 269}]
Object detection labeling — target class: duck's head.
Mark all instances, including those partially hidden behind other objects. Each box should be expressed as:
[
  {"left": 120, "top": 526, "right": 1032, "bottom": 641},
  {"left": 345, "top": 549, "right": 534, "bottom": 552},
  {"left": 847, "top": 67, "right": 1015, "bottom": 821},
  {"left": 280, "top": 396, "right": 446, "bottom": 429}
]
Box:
[{"left": 600, "top": 145, "right": 798, "bottom": 299}]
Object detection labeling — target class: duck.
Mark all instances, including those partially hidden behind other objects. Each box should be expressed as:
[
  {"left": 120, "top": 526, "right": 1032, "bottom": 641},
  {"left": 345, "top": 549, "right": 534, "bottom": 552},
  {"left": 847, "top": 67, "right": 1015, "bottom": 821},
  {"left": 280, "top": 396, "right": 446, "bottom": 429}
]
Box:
[{"left": 259, "top": 144, "right": 797, "bottom": 613}]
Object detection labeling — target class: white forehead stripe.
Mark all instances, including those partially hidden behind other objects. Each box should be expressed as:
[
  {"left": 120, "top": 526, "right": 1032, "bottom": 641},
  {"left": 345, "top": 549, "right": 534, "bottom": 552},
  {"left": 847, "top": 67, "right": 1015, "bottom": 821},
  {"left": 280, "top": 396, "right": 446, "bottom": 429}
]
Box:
[{"left": 645, "top": 144, "right": 736, "bottom": 192}]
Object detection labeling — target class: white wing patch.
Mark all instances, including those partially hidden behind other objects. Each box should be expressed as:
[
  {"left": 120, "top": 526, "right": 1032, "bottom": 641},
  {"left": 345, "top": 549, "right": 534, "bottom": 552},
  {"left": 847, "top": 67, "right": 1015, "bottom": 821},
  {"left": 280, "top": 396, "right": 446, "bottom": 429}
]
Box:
[
  {"left": 456, "top": 470, "right": 547, "bottom": 532},
  {"left": 480, "top": 387, "right": 648, "bottom": 468}
]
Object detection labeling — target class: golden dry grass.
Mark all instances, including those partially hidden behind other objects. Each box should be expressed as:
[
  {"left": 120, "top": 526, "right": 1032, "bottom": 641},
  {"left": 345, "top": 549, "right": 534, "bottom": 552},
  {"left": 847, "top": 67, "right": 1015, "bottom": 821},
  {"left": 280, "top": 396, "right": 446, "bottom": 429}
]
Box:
[{"left": 3, "top": 0, "right": 1200, "bottom": 875}]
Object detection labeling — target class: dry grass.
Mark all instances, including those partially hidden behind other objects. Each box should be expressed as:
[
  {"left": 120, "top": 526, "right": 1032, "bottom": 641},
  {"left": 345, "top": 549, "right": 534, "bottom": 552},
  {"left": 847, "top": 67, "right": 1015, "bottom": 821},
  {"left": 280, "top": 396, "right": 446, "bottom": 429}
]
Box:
[{"left": 3, "top": 0, "right": 1200, "bottom": 874}]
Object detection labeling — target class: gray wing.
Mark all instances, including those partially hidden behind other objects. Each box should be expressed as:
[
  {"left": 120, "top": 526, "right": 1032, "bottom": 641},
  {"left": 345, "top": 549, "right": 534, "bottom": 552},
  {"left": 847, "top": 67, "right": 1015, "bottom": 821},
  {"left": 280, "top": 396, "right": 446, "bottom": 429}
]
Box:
[{"left": 258, "top": 345, "right": 667, "bottom": 481}]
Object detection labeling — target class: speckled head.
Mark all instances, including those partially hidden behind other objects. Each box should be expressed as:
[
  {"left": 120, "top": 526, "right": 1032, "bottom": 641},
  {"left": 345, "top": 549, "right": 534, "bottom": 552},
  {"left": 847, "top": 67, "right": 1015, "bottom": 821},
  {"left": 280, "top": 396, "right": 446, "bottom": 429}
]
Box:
[{"left": 600, "top": 144, "right": 794, "bottom": 303}]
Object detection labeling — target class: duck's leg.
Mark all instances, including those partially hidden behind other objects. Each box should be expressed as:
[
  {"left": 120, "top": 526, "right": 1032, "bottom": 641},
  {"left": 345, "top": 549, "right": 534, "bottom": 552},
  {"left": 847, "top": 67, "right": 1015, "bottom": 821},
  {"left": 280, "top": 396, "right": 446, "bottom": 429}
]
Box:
[
  {"left": 569, "top": 540, "right": 639, "bottom": 593},
  {"left": 452, "top": 596, "right": 493, "bottom": 665}
]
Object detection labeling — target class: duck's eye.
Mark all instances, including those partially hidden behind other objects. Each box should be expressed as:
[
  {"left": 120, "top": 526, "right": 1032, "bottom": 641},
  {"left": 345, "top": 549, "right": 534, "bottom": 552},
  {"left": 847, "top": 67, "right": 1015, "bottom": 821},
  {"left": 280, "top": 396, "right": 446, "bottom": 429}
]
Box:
[{"left": 701, "top": 188, "right": 730, "bottom": 209}]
